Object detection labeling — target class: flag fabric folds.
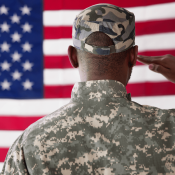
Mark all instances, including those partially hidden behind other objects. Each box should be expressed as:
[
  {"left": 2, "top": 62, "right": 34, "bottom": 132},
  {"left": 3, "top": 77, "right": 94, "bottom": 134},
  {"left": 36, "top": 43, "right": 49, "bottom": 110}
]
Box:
[{"left": 0, "top": 0, "right": 175, "bottom": 171}]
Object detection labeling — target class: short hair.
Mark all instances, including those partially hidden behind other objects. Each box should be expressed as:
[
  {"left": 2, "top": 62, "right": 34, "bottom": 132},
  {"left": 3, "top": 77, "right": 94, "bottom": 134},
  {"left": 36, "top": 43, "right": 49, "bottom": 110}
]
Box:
[{"left": 77, "top": 32, "right": 129, "bottom": 76}]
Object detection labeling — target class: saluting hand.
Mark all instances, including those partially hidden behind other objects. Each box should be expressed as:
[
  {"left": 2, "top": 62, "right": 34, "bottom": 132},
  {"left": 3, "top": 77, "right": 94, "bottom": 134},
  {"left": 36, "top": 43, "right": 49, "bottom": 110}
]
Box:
[{"left": 137, "top": 54, "right": 175, "bottom": 84}]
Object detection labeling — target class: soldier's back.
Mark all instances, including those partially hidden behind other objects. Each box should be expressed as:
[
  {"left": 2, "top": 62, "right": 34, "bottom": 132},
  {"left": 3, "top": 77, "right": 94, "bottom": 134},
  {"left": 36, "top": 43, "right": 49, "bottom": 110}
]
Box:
[
  {"left": 2, "top": 80, "right": 175, "bottom": 175},
  {"left": 22, "top": 95, "right": 175, "bottom": 175}
]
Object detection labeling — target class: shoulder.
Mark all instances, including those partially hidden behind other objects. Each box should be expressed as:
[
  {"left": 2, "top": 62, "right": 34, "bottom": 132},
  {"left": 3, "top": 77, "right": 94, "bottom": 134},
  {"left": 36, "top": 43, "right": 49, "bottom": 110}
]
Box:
[
  {"left": 22, "top": 101, "right": 77, "bottom": 144},
  {"left": 2, "top": 101, "right": 77, "bottom": 151},
  {"left": 126, "top": 99, "right": 175, "bottom": 120},
  {"left": 1, "top": 101, "right": 78, "bottom": 174}
]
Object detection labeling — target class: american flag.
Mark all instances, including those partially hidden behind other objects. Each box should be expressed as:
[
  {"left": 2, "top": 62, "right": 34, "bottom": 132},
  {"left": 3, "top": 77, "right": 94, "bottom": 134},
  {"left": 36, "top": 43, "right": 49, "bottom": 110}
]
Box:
[{"left": 0, "top": 0, "right": 175, "bottom": 171}]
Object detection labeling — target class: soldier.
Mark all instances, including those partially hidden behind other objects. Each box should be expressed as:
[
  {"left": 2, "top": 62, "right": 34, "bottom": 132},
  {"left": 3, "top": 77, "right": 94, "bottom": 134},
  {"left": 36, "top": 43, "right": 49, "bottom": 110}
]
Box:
[{"left": 1, "top": 3, "right": 175, "bottom": 175}]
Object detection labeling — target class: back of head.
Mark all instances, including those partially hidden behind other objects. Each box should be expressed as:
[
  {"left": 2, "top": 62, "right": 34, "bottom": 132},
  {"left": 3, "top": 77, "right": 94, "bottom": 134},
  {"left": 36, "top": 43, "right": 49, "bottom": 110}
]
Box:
[
  {"left": 77, "top": 31, "right": 129, "bottom": 77},
  {"left": 71, "top": 3, "right": 136, "bottom": 82}
]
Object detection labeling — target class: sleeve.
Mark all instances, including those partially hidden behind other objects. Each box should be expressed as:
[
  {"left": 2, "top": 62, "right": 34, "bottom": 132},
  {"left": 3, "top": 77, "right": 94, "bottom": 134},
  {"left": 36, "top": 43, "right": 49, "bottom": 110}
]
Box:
[{"left": 0, "top": 134, "right": 29, "bottom": 175}]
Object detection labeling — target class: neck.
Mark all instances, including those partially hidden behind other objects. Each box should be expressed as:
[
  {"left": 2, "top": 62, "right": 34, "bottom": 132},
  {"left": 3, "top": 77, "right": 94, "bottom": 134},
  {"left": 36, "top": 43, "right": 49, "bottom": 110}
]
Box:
[
  {"left": 79, "top": 72, "right": 128, "bottom": 86},
  {"left": 78, "top": 58, "right": 131, "bottom": 86}
]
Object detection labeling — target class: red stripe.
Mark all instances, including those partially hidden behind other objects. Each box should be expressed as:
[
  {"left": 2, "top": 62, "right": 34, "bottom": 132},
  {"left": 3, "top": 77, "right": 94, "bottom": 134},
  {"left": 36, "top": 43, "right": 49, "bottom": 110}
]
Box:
[
  {"left": 44, "top": 55, "right": 72, "bottom": 69},
  {"left": 138, "top": 50, "right": 175, "bottom": 57},
  {"left": 0, "top": 148, "right": 8, "bottom": 162},
  {"left": 126, "top": 81, "right": 175, "bottom": 97},
  {"left": 44, "top": 82, "right": 175, "bottom": 98},
  {"left": 44, "top": 19, "right": 175, "bottom": 39},
  {"left": 135, "top": 19, "right": 175, "bottom": 36},
  {"left": 0, "top": 116, "right": 43, "bottom": 131},
  {"left": 44, "top": 85, "right": 73, "bottom": 98},
  {"left": 44, "top": 27, "right": 72, "bottom": 39},
  {"left": 44, "top": 0, "right": 175, "bottom": 10},
  {"left": 44, "top": 50, "right": 175, "bottom": 68}
]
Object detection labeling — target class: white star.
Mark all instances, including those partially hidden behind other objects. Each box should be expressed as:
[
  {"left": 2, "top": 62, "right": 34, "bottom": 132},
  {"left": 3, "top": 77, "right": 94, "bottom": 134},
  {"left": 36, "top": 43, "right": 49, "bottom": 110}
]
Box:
[
  {"left": 22, "top": 60, "right": 33, "bottom": 71},
  {"left": 21, "top": 42, "right": 32, "bottom": 52},
  {"left": 0, "top": 61, "right": 11, "bottom": 71},
  {"left": 10, "top": 14, "right": 20, "bottom": 23},
  {"left": 22, "top": 79, "right": 33, "bottom": 90},
  {"left": 11, "top": 51, "right": 22, "bottom": 62},
  {"left": 0, "top": 22, "right": 10, "bottom": 32},
  {"left": 0, "top": 42, "right": 10, "bottom": 52},
  {"left": 11, "top": 32, "right": 21, "bottom": 42},
  {"left": 11, "top": 70, "right": 22, "bottom": 80},
  {"left": 0, "top": 5, "right": 8, "bottom": 15},
  {"left": 1, "top": 79, "right": 11, "bottom": 90},
  {"left": 21, "top": 22, "right": 32, "bottom": 32},
  {"left": 20, "top": 5, "right": 31, "bottom": 15}
]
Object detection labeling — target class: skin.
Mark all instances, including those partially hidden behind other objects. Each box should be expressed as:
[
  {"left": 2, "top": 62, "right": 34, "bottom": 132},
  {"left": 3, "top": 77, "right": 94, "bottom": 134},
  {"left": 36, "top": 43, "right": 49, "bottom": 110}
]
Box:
[
  {"left": 68, "top": 45, "right": 175, "bottom": 85},
  {"left": 68, "top": 45, "right": 138, "bottom": 86},
  {"left": 137, "top": 54, "right": 175, "bottom": 84}
]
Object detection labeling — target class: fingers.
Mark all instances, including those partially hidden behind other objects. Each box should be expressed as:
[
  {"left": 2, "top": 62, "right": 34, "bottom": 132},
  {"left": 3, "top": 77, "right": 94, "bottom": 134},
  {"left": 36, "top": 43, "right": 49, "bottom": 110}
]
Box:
[
  {"left": 149, "top": 64, "right": 169, "bottom": 75},
  {"left": 137, "top": 54, "right": 175, "bottom": 84},
  {"left": 137, "top": 55, "right": 162, "bottom": 65}
]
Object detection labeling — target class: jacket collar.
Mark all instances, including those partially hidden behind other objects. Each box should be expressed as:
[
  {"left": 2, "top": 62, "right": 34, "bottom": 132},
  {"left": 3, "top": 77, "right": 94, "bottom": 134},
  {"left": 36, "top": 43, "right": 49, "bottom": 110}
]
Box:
[{"left": 71, "top": 80, "right": 131, "bottom": 101}]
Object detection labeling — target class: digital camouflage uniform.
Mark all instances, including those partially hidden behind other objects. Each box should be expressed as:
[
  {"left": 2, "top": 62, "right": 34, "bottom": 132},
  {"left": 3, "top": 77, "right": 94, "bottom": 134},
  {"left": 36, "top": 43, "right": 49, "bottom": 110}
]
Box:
[{"left": 1, "top": 80, "right": 175, "bottom": 175}]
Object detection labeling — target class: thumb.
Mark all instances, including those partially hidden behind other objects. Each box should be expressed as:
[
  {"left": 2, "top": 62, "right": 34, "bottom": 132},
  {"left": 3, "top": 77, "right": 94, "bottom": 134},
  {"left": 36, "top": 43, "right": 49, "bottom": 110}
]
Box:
[{"left": 149, "top": 64, "right": 168, "bottom": 75}]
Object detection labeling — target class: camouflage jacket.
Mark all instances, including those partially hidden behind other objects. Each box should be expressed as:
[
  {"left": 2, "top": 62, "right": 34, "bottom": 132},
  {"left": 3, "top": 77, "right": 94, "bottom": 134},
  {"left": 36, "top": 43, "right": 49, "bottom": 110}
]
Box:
[{"left": 1, "top": 80, "right": 175, "bottom": 175}]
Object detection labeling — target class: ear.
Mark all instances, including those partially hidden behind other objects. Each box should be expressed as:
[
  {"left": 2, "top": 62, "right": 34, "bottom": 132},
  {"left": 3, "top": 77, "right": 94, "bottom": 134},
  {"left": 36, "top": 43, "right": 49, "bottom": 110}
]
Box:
[
  {"left": 128, "top": 45, "right": 138, "bottom": 67},
  {"left": 68, "top": 45, "right": 79, "bottom": 68}
]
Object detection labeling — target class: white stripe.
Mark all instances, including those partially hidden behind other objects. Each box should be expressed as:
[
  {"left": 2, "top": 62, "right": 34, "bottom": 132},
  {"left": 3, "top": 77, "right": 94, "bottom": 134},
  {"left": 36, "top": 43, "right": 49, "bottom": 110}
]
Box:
[
  {"left": 136, "top": 32, "right": 175, "bottom": 52},
  {"left": 43, "top": 2, "right": 175, "bottom": 26},
  {"left": 0, "top": 99, "right": 70, "bottom": 116},
  {"left": 0, "top": 94, "right": 174, "bottom": 117},
  {"left": 0, "top": 95, "right": 175, "bottom": 147},
  {"left": 128, "top": 2, "right": 175, "bottom": 22},
  {"left": 44, "top": 65, "right": 167, "bottom": 85},
  {"left": 131, "top": 65, "right": 168, "bottom": 83},
  {"left": 43, "top": 39, "right": 72, "bottom": 55},
  {"left": 132, "top": 95, "right": 175, "bottom": 110},
  {"left": 0, "top": 163, "right": 3, "bottom": 172},
  {"left": 44, "top": 68, "right": 80, "bottom": 85},
  {"left": 0, "top": 131, "right": 22, "bottom": 147},
  {"left": 43, "top": 32, "right": 175, "bottom": 55},
  {"left": 44, "top": 10, "right": 80, "bottom": 26}
]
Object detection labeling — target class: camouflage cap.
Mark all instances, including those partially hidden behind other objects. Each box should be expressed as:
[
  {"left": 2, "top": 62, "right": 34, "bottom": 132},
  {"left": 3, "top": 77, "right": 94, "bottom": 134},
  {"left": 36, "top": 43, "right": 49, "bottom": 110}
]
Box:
[{"left": 72, "top": 3, "right": 135, "bottom": 55}]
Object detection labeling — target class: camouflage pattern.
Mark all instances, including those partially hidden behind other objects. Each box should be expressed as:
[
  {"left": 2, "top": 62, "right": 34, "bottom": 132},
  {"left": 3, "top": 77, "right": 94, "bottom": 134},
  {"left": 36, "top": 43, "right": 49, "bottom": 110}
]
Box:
[
  {"left": 1, "top": 80, "right": 175, "bottom": 175},
  {"left": 73, "top": 4, "right": 135, "bottom": 55}
]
